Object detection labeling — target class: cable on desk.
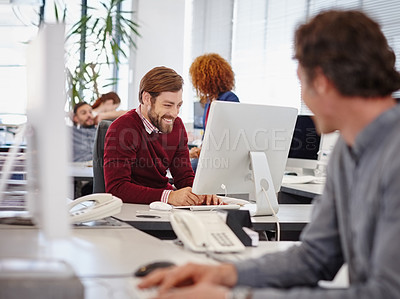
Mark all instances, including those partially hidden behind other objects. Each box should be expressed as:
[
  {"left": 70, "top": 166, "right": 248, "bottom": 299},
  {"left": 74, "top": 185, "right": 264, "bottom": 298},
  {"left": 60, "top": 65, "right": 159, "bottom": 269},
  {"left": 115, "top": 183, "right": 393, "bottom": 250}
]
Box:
[{"left": 261, "top": 186, "right": 280, "bottom": 242}]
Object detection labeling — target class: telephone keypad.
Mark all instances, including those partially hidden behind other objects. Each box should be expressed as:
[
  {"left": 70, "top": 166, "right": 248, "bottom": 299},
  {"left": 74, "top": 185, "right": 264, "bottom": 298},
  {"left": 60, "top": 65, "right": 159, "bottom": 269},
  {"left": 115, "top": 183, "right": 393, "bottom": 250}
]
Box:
[{"left": 211, "top": 232, "right": 234, "bottom": 247}]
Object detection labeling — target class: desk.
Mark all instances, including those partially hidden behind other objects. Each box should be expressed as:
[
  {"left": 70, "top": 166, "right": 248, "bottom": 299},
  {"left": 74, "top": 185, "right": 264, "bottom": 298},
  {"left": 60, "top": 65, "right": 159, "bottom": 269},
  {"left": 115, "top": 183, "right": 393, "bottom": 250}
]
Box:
[
  {"left": 69, "top": 162, "right": 94, "bottom": 198},
  {"left": 69, "top": 162, "right": 94, "bottom": 181},
  {"left": 0, "top": 224, "right": 303, "bottom": 299},
  {"left": 0, "top": 225, "right": 216, "bottom": 299},
  {"left": 114, "top": 204, "right": 313, "bottom": 240},
  {"left": 279, "top": 182, "right": 324, "bottom": 204}
]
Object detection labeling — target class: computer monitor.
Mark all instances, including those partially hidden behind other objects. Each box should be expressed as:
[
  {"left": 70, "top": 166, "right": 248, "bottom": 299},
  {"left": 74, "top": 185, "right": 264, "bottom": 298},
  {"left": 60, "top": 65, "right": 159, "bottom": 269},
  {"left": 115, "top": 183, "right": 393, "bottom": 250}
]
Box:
[
  {"left": 193, "top": 102, "right": 205, "bottom": 129},
  {"left": 26, "top": 23, "right": 71, "bottom": 239},
  {"left": 286, "top": 115, "right": 321, "bottom": 173},
  {"left": 192, "top": 101, "right": 297, "bottom": 216}
]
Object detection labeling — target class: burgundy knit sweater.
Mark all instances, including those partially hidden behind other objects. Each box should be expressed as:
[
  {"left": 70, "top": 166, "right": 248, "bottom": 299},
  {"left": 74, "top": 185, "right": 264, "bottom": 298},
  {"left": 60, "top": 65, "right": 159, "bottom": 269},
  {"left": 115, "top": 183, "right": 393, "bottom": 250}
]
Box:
[{"left": 104, "top": 109, "right": 194, "bottom": 203}]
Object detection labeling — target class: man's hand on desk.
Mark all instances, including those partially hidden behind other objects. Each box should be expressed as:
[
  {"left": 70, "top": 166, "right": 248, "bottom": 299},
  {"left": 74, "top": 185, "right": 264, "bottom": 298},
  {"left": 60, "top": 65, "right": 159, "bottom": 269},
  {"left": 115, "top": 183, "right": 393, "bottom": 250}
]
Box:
[
  {"left": 138, "top": 263, "right": 236, "bottom": 299},
  {"left": 168, "top": 187, "right": 202, "bottom": 206},
  {"left": 198, "top": 194, "right": 222, "bottom": 205},
  {"left": 167, "top": 187, "right": 223, "bottom": 206}
]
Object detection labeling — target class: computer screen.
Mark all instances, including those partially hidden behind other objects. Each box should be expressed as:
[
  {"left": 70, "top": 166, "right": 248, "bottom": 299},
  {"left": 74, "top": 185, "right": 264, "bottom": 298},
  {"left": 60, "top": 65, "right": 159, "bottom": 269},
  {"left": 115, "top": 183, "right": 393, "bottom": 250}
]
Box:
[
  {"left": 193, "top": 102, "right": 205, "bottom": 129},
  {"left": 26, "top": 23, "right": 71, "bottom": 239},
  {"left": 286, "top": 115, "right": 321, "bottom": 171},
  {"left": 192, "top": 101, "right": 297, "bottom": 216}
]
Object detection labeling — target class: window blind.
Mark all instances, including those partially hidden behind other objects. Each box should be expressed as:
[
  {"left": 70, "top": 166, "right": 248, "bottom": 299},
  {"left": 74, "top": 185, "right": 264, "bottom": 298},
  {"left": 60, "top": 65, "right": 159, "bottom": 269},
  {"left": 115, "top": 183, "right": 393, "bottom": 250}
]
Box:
[{"left": 189, "top": 0, "right": 400, "bottom": 114}]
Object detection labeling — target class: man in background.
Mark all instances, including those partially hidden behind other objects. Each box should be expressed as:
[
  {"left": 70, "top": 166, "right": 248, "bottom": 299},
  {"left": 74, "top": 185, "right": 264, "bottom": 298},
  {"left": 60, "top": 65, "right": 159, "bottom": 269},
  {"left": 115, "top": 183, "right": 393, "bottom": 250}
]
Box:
[
  {"left": 139, "top": 10, "right": 400, "bottom": 298},
  {"left": 71, "top": 102, "right": 97, "bottom": 196},
  {"left": 104, "top": 66, "right": 219, "bottom": 205},
  {"left": 72, "top": 102, "right": 96, "bottom": 162}
]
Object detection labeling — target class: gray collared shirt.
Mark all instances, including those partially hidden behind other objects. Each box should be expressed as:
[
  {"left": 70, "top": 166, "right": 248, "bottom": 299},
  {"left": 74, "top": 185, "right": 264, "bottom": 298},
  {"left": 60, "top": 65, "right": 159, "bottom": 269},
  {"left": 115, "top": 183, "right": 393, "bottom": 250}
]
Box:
[
  {"left": 234, "top": 103, "right": 400, "bottom": 298},
  {"left": 72, "top": 125, "right": 97, "bottom": 162}
]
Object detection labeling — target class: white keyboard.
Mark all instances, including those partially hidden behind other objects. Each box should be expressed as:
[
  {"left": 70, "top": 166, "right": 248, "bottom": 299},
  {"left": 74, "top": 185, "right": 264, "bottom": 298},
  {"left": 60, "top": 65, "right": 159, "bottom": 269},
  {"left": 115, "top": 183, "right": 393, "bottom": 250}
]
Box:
[
  {"left": 173, "top": 204, "right": 240, "bottom": 211},
  {"left": 218, "top": 196, "right": 249, "bottom": 206}
]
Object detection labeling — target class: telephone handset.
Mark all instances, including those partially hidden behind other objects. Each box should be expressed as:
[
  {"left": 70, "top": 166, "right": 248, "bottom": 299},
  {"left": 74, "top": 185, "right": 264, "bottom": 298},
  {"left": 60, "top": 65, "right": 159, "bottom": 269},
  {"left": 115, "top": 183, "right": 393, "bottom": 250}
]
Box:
[
  {"left": 170, "top": 211, "right": 245, "bottom": 253},
  {"left": 68, "top": 193, "right": 123, "bottom": 224}
]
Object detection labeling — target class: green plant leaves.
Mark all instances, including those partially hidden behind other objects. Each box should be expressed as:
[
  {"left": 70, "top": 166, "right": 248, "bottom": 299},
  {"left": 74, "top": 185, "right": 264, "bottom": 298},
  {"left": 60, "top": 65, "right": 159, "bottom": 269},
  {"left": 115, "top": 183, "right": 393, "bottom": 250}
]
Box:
[{"left": 66, "top": 0, "right": 140, "bottom": 108}]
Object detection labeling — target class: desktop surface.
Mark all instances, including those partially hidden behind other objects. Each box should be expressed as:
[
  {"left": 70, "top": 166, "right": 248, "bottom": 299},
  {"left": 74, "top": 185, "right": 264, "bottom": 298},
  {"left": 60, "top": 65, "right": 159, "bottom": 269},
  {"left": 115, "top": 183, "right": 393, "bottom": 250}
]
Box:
[
  {"left": 0, "top": 225, "right": 217, "bottom": 299},
  {"left": 113, "top": 203, "right": 313, "bottom": 234},
  {"left": 281, "top": 182, "right": 324, "bottom": 197},
  {"left": 0, "top": 223, "right": 305, "bottom": 299},
  {"left": 69, "top": 162, "right": 94, "bottom": 180}
]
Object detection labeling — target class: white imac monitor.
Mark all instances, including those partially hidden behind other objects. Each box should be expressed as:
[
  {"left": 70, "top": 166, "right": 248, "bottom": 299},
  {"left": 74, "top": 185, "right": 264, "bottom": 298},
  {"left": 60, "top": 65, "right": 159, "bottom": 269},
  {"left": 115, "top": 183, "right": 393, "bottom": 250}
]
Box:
[
  {"left": 26, "top": 23, "right": 71, "bottom": 239},
  {"left": 286, "top": 115, "right": 321, "bottom": 174},
  {"left": 192, "top": 101, "right": 297, "bottom": 216}
]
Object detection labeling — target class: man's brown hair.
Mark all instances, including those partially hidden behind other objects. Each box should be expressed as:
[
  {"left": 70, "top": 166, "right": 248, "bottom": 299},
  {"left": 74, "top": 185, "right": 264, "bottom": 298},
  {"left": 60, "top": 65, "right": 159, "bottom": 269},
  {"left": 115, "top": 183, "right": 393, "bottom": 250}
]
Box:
[
  {"left": 294, "top": 10, "right": 400, "bottom": 97},
  {"left": 139, "top": 66, "right": 184, "bottom": 103}
]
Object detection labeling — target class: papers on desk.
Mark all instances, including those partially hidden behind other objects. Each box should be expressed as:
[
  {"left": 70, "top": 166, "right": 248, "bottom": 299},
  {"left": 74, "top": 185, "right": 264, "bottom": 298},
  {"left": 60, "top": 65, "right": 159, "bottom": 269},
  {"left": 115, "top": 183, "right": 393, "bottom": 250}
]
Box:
[{"left": 282, "top": 175, "right": 326, "bottom": 184}]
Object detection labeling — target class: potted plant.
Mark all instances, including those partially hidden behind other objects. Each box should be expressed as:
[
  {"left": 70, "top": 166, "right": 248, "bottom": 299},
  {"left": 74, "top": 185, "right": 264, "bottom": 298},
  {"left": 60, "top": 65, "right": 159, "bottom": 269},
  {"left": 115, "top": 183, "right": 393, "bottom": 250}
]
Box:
[{"left": 55, "top": 0, "right": 140, "bottom": 110}]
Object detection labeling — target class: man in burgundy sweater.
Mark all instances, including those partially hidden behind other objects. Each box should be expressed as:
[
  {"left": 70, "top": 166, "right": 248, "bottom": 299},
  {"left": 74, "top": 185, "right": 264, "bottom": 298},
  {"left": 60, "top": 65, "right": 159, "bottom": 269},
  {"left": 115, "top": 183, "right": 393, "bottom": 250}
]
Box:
[{"left": 104, "top": 66, "right": 219, "bottom": 205}]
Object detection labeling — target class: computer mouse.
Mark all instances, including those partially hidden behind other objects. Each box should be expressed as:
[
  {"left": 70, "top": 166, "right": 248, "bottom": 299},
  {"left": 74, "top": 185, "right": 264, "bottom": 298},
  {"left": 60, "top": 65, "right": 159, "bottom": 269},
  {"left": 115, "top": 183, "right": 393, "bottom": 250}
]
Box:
[
  {"left": 134, "top": 261, "right": 176, "bottom": 277},
  {"left": 285, "top": 172, "right": 298, "bottom": 176},
  {"left": 149, "top": 201, "right": 173, "bottom": 211}
]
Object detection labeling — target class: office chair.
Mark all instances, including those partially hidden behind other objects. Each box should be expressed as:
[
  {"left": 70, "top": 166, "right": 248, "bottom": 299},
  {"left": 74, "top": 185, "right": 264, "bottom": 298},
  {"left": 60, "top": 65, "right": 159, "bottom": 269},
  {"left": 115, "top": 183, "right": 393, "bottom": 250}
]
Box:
[{"left": 93, "top": 120, "right": 113, "bottom": 193}]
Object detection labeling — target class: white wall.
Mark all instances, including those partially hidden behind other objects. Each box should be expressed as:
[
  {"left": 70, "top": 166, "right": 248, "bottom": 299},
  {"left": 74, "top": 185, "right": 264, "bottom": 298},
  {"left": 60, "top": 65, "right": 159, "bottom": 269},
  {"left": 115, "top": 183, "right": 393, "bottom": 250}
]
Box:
[{"left": 128, "top": 0, "right": 186, "bottom": 111}]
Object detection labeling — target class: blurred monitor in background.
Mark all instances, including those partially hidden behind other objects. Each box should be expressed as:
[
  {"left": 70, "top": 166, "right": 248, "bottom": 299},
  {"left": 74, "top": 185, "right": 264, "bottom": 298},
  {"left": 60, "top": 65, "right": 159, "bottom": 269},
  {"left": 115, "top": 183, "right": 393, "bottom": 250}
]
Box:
[{"left": 286, "top": 115, "right": 321, "bottom": 174}]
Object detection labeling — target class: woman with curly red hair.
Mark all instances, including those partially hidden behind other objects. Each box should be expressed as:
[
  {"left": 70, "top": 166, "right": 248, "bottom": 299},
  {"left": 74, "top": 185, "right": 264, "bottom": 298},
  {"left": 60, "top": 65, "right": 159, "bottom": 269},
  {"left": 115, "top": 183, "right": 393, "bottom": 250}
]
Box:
[
  {"left": 189, "top": 53, "right": 239, "bottom": 128},
  {"left": 189, "top": 53, "right": 239, "bottom": 169}
]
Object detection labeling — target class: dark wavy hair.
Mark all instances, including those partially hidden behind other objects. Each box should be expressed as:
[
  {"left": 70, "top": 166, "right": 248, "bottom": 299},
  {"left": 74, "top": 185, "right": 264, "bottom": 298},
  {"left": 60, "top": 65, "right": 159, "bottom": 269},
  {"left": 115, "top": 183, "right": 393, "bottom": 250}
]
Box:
[
  {"left": 92, "top": 92, "right": 121, "bottom": 110},
  {"left": 72, "top": 101, "right": 91, "bottom": 125},
  {"left": 189, "top": 53, "right": 235, "bottom": 104},
  {"left": 294, "top": 10, "right": 400, "bottom": 97},
  {"left": 73, "top": 101, "right": 90, "bottom": 115},
  {"left": 139, "top": 66, "right": 184, "bottom": 104}
]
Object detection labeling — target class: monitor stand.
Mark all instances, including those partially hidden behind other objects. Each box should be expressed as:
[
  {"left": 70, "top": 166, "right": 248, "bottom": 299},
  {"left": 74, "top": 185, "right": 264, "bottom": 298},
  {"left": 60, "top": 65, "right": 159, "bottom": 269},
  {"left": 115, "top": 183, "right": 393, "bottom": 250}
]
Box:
[{"left": 248, "top": 152, "right": 279, "bottom": 216}]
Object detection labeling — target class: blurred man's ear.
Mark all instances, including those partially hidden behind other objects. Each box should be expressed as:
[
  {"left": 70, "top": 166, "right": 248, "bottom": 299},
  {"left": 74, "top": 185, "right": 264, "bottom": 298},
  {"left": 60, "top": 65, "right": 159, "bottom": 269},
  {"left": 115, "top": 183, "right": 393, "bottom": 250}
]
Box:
[
  {"left": 313, "top": 67, "right": 332, "bottom": 95},
  {"left": 73, "top": 114, "right": 79, "bottom": 125}
]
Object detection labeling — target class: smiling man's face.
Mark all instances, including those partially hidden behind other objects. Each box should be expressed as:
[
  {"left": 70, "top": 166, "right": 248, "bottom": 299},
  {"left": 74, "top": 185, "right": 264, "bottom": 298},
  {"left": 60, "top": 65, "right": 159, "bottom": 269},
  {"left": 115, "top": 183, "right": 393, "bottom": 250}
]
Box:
[
  {"left": 73, "top": 103, "right": 94, "bottom": 127},
  {"left": 143, "top": 90, "right": 183, "bottom": 134}
]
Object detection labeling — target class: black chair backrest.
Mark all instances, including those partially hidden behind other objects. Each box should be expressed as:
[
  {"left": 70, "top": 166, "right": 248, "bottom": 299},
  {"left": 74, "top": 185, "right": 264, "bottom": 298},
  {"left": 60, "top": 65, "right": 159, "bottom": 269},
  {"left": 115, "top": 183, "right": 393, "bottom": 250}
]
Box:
[{"left": 93, "top": 120, "right": 113, "bottom": 193}]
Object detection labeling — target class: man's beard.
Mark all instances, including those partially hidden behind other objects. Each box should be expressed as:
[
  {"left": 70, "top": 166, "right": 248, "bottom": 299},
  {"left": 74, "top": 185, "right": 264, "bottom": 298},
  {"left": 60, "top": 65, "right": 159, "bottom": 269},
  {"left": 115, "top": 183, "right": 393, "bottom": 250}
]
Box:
[
  {"left": 148, "top": 107, "right": 175, "bottom": 134},
  {"left": 81, "top": 124, "right": 95, "bottom": 128},
  {"left": 81, "top": 117, "right": 95, "bottom": 128}
]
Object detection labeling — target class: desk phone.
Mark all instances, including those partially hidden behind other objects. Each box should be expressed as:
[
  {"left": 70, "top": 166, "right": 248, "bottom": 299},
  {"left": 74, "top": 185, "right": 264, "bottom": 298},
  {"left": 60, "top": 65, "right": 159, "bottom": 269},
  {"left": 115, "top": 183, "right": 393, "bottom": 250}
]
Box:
[
  {"left": 68, "top": 193, "right": 122, "bottom": 224},
  {"left": 170, "top": 211, "right": 245, "bottom": 253}
]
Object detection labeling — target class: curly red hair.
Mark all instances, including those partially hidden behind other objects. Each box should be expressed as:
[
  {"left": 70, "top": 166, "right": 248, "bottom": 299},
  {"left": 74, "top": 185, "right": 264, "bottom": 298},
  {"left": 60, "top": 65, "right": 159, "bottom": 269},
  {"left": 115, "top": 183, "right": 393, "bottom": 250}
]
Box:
[{"left": 189, "top": 53, "right": 235, "bottom": 104}]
